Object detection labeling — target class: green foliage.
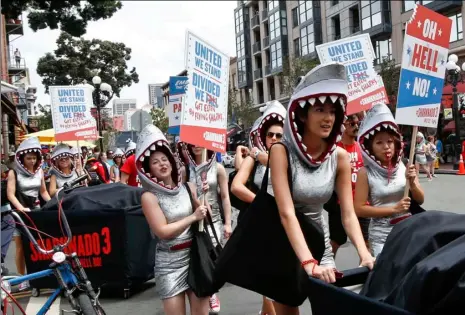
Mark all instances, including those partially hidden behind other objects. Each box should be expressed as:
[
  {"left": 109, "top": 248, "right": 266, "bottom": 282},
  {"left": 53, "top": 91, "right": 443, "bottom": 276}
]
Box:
[
  {"left": 280, "top": 56, "right": 320, "bottom": 95},
  {"left": 378, "top": 58, "right": 401, "bottom": 100},
  {"left": 2, "top": 0, "right": 122, "bottom": 37},
  {"left": 36, "top": 104, "right": 53, "bottom": 130},
  {"left": 227, "top": 86, "right": 260, "bottom": 129},
  {"left": 36, "top": 32, "right": 139, "bottom": 97},
  {"left": 150, "top": 108, "right": 169, "bottom": 133}
]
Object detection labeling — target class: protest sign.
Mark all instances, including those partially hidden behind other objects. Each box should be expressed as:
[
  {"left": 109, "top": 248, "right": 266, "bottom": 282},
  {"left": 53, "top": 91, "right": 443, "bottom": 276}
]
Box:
[
  {"left": 181, "top": 30, "right": 229, "bottom": 153},
  {"left": 169, "top": 76, "right": 189, "bottom": 96},
  {"left": 317, "top": 34, "right": 388, "bottom": 115},
  {"left": 167, "top": 95, "right": 182, "bottom": 134},
  {"left": 50, "top": 86, "right": 98, "bottom": 142},
  {"left": 395, "top": 4, "right": 452, "bottom": 128}
]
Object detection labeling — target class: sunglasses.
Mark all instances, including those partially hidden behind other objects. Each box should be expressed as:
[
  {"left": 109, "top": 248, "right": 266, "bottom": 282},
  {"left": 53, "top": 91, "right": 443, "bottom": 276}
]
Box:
[
  {"left": 267, "top": 132, "right": 283, "bottom": 139},
  {"left": 345, "top": 121, "right": 360, "bottom": 128}
]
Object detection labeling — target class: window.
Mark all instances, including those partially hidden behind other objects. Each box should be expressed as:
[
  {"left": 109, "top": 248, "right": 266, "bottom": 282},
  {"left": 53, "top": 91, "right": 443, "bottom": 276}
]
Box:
[
  {"left": 232, "top": 74, "right": 237, "bottom": 89},
  {"left": 300, "top": 24, "right": 315, "bottom": 57},
  {"left": 238, "top": 59, "right": 246, "bottom": 83},
  {"left": 374, "top": 38, "right": 392, "bottom": 65},
  {"left": 332, "top": 0, "right": 339, "bottom": 5},
  {"left": 294, "top": 38, "right": 300, "bottom": 57},
  {"left": 271, "top": 41, "right": 282, "bottom": 69},
  {"left": 268, "top": 0, "right": 279, "bottom": 11},
  {"left": 269, "top": 11, "right": 281, "bottom": 40},
  {"left": 332, "top": 14, "right": 341, "bottom": 40},
  {"left": 292, "top": 8, "right": 299, "bottom": 27},
  {"left": 350, "top": 5, "right": 360, "bottom": 33},
  {"left": 236, "top": 34, "right": 245, "bottom": 58},
  {"left": 450, "top": 13, "right": 463, "bottom": 43},
  {"left": 403, "top": 0, "right": 432, "bottom": 12},
  {"left": 299, "top": 0, "right": 313, "bottom": 24},
  {"left": 235, "top": 8, "right": 243, "bottom": 33},
  {"left": 361, "top": 1, "right": 382, "bottom": 31}
]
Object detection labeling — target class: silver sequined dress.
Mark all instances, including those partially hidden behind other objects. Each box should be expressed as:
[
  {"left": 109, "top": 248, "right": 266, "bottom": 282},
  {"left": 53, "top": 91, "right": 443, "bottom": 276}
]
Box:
[
  {"left": 153, "top": 185, "right": 193, "bottom": 299},
  {"left": 16, "top": 168, "right": 42, "bottom": 210},
  {"left": 288, "top": 146, "right": 338, "bottom": 267},
  {"left": 189, "top": 162, "right": 223, "bottom": 247},
  {"left": 52, "top": 169, "right": 78, "bottom": 189},
  {"left": 366, "top": 163, "right": 406, "bottom": 258}
]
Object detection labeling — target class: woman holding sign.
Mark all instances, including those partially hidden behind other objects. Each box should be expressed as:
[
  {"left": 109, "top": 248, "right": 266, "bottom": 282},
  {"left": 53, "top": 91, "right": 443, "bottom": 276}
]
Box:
[
  {"left": 185, "top": 144, "right": 232, "bottom": 314},
  {"left": 268, "top": 63, "right": 374, "bottom": 314},
  {"left": 354, "top": 103, "right": 425, "bottom": 258},
  {"left": 137, "top": 124, "right": 210, "bottom": 315}
]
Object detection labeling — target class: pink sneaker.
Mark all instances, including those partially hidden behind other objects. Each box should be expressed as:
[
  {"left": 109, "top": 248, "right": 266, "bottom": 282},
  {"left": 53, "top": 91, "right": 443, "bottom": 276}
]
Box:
[{"left": 209, "top": 294, "right": 221, "bottom": 313}]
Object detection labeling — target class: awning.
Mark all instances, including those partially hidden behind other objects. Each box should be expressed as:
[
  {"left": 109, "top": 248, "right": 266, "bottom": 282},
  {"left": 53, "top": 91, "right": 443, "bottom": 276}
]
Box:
[
  {"left": 1, "top": 81, "right": 18, "bottom": 94},
  {"left": 443, "top": 82, "right": 465, "bottom": 94},
  {"left": 1, "top": 94, "right": 24, "bottom": 130}
]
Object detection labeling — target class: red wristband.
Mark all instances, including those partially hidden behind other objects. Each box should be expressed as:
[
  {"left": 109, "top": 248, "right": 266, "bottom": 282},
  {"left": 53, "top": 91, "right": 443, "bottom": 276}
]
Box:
[{"left": 301, "top": 259, "right": 318, "bottom": 268}]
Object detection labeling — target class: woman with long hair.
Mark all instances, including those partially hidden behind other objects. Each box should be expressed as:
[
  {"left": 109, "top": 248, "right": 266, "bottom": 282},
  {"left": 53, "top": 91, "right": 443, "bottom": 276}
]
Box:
[
  {"left": 49, "top": 144, "right": 79, "bottom": 196},
  {"left": 354, "top": 103, "right": 425, "bottom": 258},
  {"left": 231, "top": 100, "right": 286, "bottom": 315},
  {"left": 137, "top": 125, "right": 209, "bottom": 315},
  {"left": 110, "top": 148, "right": 124, "bottom": 182},
  {"left": 268, "top": 63, "right": 374, "bottom": 314},
  {"left": 185, "top": 144, "right": 232, "bottom": 313},
  {"left": 6, "top": 137, "right": 50, "bottom": 280},
  {"left": 414, "top": 132, "right": 432, "bottom": 181}
]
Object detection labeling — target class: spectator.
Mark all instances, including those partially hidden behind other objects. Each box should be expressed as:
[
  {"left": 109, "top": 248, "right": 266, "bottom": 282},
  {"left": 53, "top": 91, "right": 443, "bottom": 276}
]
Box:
[{"left": 14, "top": 48, "right": 21, "bottom": 67}]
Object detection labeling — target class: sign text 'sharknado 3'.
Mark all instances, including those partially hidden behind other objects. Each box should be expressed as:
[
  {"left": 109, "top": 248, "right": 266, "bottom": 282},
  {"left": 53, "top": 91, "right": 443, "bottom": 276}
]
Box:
[{"left": 203, "top": 131, "right": 226, "bottom": 150}]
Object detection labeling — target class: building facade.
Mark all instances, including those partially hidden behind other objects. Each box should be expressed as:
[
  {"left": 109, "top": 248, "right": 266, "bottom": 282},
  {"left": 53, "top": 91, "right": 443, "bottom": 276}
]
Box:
[
  {"left": 234, "top": 0, "right": 465, "bottom": 109},
  {"left": 148, "top": 84, "right": 164, "bottom": 109},
  {"left": 123, "top": 108, "right": 137, "bottom": 131},
  {"left": 112, "top": 98, "right": 137, "bottom": 116}
]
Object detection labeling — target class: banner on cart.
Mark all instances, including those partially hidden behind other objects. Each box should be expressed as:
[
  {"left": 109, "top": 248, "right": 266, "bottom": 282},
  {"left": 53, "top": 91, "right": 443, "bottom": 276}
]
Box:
[
  {"left": 181, "top": 30, "right": 230, "bottom": 153},
  {"left": 317, "top": 33, "right": 388, "bottom": 115},
  {"left": 395, "top": 4, "right": 452, "bottom": 128},
  {"left": 50, "top": 86, "right": 98, "bottom": 141}
]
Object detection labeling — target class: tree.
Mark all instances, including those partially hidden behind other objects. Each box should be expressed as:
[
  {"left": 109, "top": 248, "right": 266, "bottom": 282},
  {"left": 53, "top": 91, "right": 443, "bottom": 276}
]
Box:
[
  {"left": 2, "top": 0, "right": 122, "bottom": 37},
  {"left": 36, "top": 104, "right": 53, "bottom": 130},
  {"left": 378, "top": 58, "right": 401, "bottom": 103},
  {"left": 151, "top": 108, "right": 169, "bottom": 133},
  {"left": 36, "top": 32, "right": 139, "bottom": 96},
  {"left": 228, "top": 87, "right": 260, "bottom": 129},
  {"left": 279, "top": 56, "right": 320, "bottom": 96}
]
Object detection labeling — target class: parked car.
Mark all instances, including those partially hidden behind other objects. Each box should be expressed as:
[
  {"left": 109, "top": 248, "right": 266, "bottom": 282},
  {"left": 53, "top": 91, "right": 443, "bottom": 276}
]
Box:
[{"left": 222, "top": 152, "right": 235, "bottom": 168}]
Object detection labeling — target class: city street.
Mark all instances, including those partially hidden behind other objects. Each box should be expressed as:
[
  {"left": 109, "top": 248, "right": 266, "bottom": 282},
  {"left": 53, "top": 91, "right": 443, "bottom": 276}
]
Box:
[{"left": 4, "top": 174, "right": 465, "bottom": 314}]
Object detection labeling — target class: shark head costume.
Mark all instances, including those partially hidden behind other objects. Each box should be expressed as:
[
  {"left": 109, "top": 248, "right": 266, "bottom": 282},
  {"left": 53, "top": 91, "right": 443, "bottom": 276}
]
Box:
[
  {"left": 51, "top": 143, "right": 74, "bottom": 177},
  {"left": 185, "top": 144, "right": 216, "bottom": 169},
  {"left": 357, "top": 103, "right": 403, "bottom": 176},
  {"left": 125, "top": 140, "right": 137, "bottom": 158},
  {"left": 15, "top": 137, "right": 43, "bottom": 176},
  {"left": 70, "top": 147, "right": 80, "bottom": 159},
  {"left": 284, "top": 62, "right": 347, "bottom": 167},
  {"left": 112, "top": 148, "right": 124, "bottom": 161},
  {"left": 248, "top": 117, "right": 262, "bottom": 148},
  {"left": 256, "top": 100, "right": 286, "bottom": 152},
  {"left": 135, "top": 124, "right": 182, "bottom": 195}
]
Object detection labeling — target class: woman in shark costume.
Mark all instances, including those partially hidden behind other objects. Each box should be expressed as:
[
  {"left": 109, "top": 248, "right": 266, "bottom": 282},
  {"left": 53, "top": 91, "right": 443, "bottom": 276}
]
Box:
[
  {"left": 109, "top": 148, "right": 124, "bottom": 182},
  {"left": 234, "top": 116, "right": 261, "bottom": 170},
  {"left": 49, "top": 143, "right": 79, "bottom": 196},
  {"left": 354, "top": 103, "right": 425, "bottom": 258},
  {"left": 268, "top": 63, "right": 374, "bottom": 314},
  {"left": 6, "top": 137, "right": 50, "bottom": 277},
  {"left": 137, "top": 124, "right": 209, "bottom": 314}
]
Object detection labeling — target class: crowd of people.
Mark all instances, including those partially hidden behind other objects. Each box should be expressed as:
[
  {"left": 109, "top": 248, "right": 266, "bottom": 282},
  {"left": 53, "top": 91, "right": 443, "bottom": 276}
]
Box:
[{"left": 1, "top": 62, "right": 432, "bottom": 315}]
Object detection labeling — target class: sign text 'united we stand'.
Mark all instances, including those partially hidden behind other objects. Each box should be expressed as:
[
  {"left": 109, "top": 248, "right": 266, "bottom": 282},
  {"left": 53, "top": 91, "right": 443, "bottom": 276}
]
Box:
[
  {"left": 395, "top": 4, "right": 452, "bottom": 128},
  {"left": 180, "top": 30, "right": 229, "bottom": 153},
  {"left": 50, "top": 86, "right": 98, "bottom": 142},
  {"left": 317, "top": 33, "right": 388, "bottom": 115}
]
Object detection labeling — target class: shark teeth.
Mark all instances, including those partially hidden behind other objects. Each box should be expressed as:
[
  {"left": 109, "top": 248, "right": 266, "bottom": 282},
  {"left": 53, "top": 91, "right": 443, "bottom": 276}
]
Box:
[
  {"left": 308, "top": 98, "right": 316, "bottom": 105},
  {"left": 157, "top": 141, "right": 163, "bottom": 146},
  {"left": 278, "top": 116, "right": 283, "bottom": 121},
  {"left": 336, "top": 135, "right": 342, "bottom": 142},
  {"left": 318, "top": 96, "right": 327, "bottom": 104},
  {"left": 266, "top": 115, "right": 271, "bottom": 120},
  {"left": 301, "top": 144, "right": 307, "bottom": 151},
  {"left": 376, "top": 126, "right": 381, "bottom": 131},
  {"left": 150, "top": 144, "right": 156, "bottom": 151},
  {"left": 331, "top": 144, "right": 337, "bottom": 151},
  {"left": 364, "top": 134, "right": 370, "bottom": 139},
  {"left": 298, "top": 100, "right": 307, "bottom": 108},
  {"left": 293, "top": 122, "right": 298, "bottom": 130},
  {"left": 139, "top": 156, "right": 145, "bottom": 162},
  {"left": 296, "top": 133, "right": 302, "bottom": 141},
  {"left": 272, "top": 113, "right": 277, "bottom": 118},
  {"left": 291, "top": 112, "right": 295, "bottom": 120},
  {"left": 382, "top": 123, "right": 388, "bottom": 129},
  {"left": 339, "top": 98, "right": 345, "bottom": 106},
  {"left": 329, "top": 95, "right": 338, "bottom": 103},
  {"left": 144, "top": 150, "right": 150, "bottom": 156},
  {"left": 165, "top": 184, "right": 171, "bottom": 189},
  {"left": 369, "top": 130, "right": 375, "bottom": 135},
  {"left": 145, "top": 173, "right": 151, "bottom": 177}
]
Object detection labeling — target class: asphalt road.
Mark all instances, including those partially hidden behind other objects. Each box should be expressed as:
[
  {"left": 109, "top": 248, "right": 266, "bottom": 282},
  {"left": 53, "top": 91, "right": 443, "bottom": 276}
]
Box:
[{"left": 3, "top": 173, "right": 464, "bottom": 314}]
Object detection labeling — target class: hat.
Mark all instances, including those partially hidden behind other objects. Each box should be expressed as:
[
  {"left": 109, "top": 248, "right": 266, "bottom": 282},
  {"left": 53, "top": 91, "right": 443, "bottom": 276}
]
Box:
[{"left": 8, "top": 152, "right": 15, "bottom": 157}]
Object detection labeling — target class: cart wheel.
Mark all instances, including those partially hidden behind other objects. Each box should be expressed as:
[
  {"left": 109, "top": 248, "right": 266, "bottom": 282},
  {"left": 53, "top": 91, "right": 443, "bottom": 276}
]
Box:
[
  {"left": 123, "top": 288, "right": 130, "bottom": 299},
  {"left": 31, "top": 288, "right": 40, "bottom": 297},
  {"left": 61, "top": 290, "right": 68, "bottom": 298}
]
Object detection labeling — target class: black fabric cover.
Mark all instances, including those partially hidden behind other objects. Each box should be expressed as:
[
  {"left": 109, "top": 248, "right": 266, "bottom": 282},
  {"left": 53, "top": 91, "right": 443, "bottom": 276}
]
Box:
[
  {"left": 214, "top": 143, "right": 325, "bottom": 307},
  {"left": 228, "top": 160, "right": 259, "bottom": 214},
  {"left": 22, "top": 183, "right": 156, "bottom": 289},
  {"left": 360, "top": 211, "right": 465, "bottom": 315}
]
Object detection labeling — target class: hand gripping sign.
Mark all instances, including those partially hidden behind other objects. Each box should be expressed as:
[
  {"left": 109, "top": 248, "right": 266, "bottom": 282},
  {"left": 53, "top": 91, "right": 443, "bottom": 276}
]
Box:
[
  {"left": 317, "top": 33, "right": 388, "bottom": 115},
  {"left": 181, "top": 30, "right": 230, "bottom": 153},
  {"left": 395, "top": 4, "right": 452, "bottom": 128}
]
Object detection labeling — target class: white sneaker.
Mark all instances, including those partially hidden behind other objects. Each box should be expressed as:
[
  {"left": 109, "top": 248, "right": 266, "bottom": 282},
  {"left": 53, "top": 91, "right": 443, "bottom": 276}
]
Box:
[
  {"left": 209, "top": 294, "right": 221, "bottom": 313},
  {"left": 18, "top": 281, "right": 30, "bottom": 291}
]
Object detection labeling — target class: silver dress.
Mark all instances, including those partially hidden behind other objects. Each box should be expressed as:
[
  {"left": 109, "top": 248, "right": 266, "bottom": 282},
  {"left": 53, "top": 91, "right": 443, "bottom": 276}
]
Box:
[
  {"left": 153, "top": 185, "right": 193, "bottom": 299},
  {"left": 366, "top": 163, "right": 407, "bottom": 258},
  {"left": 189, "top": 162, "right": 223, "bottom": 247},
  {"left": 16, "top": 168, "right": 42, "bottom": 203},
  {"left": 52, "top": 169, "right": 78, "bottom": 188},
  {"left": 288, "top": 147, "right": 338, "bottom": 267}
]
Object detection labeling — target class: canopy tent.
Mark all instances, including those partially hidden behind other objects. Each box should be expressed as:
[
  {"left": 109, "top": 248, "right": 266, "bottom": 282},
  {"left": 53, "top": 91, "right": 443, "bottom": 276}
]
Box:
[{"left": 24, "top": 129, "right": 96, "bottom": 148}]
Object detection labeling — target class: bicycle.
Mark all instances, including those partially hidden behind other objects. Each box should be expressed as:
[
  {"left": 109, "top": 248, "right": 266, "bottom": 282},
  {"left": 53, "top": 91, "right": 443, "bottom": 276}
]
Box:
[{"left": 1, "top": 173, "right": 106, "bottom": 315}]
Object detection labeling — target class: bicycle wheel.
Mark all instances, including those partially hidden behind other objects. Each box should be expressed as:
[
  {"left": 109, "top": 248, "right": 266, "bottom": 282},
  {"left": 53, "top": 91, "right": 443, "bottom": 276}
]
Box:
[{"left": 77, "top": 293, "right": 98, "bottom": 315}]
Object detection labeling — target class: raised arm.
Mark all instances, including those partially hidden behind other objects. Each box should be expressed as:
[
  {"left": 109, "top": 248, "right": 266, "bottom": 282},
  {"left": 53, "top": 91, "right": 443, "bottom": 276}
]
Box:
[
  {"left": 6, "top": 170, "right": 25, "bottom": 211},
  {"left": 231, "top": 156, "right": 256, "bottom": 203},
  {"left": 217, "top": 163, "right": 232, "bottom": 238},
  {"left": 49, "top": 174, "right": 58, "bottom": 197}
]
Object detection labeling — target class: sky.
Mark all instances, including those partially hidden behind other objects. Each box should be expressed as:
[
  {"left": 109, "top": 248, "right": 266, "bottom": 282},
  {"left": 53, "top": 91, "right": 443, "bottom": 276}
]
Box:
[{"left": 13, "top": 1, "right": 237, "bottom": 109}]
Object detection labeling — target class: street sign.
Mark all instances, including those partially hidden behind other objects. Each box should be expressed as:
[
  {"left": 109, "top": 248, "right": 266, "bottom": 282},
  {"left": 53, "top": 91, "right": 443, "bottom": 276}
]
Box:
[{"left": 395, "top": 4, "right": 452, "bottom": 128}]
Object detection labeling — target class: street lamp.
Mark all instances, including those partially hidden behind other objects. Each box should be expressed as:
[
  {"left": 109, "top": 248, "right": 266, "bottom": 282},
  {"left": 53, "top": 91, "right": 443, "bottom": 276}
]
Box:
[
  {"left": 445, "top": 54, "right": 465, "bottom": 170},
  {"left": 90, "top": 75, "right": 114, "bottom": 151}
]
